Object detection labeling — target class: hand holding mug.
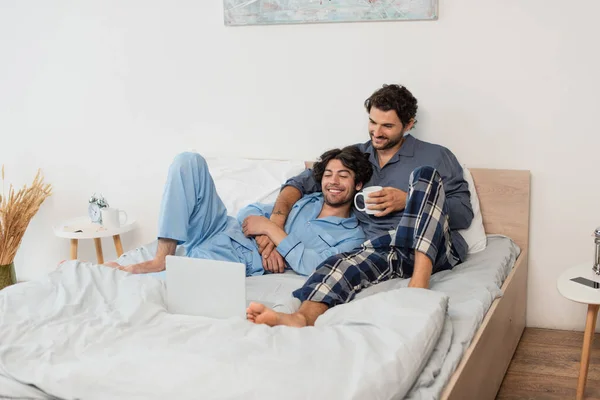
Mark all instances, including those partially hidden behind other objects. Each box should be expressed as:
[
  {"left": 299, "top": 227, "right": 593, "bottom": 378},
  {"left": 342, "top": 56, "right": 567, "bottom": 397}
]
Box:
[
  {"left": 354, "top": 186, "right": 407, "bottom": 217},
  {"left": 354, "top": 186, "right": 383, "bottom": 215}
]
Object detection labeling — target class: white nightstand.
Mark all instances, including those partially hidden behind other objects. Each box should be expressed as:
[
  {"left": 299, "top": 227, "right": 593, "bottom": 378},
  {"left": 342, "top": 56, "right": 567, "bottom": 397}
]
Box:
[
  {"left": 53, "top": 217, "right": 137, "bottom": 264},
  {"left": 557, "top": 262, "right": 600, "bottom": 400}
]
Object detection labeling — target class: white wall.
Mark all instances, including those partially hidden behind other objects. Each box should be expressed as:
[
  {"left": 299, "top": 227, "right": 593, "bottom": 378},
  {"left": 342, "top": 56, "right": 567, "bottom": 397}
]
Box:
[{"left": 1, "top": 0, "right": 599, "bottom": 331}]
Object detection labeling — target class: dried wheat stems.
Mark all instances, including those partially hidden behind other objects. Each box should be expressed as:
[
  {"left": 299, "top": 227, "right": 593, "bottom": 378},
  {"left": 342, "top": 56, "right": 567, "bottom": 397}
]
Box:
[{"left": 0, "top": 166, "right": 52, "bottom": 265}]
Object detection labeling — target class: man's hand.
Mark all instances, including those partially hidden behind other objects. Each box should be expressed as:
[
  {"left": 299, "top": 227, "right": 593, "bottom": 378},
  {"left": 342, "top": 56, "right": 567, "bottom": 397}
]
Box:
[
  {"left": 242, "top": 215, "right": 288, "bottom": 273},
  {"left": 263, "top": 250, "right": 286, "bottom": 273},
  {"left": 242, "top": 215, "right": 274, "bottom": 237},
  {"left": 365, "top": 187, "right": 408, "bottom": 217},
  {"left": 255, "top": 235, "right": 275, "bottom": 258}
]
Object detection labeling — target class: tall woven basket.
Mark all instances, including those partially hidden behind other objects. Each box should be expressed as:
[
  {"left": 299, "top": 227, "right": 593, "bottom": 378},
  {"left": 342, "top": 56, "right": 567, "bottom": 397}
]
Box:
[{"left": 0, "top": 262, "right": 16, "bottom": 290}]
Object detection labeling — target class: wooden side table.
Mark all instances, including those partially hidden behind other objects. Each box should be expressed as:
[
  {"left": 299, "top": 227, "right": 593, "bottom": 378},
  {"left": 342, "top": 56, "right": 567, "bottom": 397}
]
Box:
[
  {"left": 557, "top": 262, "right": 600, "bottom": 400},
  {"left": 53, "top": 217, "right": 137, "bottom": 264}
]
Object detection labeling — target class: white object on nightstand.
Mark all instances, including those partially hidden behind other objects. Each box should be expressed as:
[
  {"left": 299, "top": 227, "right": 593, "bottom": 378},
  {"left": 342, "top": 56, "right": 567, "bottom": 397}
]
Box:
[
  {"left": 557, "top": 262, "right": 600, "bottom": 400},
  {"left": 53, "top": 216, "right": 137, "bottom": 264}
]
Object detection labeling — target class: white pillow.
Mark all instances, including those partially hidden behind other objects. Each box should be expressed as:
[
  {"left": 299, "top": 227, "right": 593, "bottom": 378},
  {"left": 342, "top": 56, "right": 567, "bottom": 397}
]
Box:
[
  {"left": 458, "top": 166, "right": 487, "bottom": 254},
  {"left": 205, "top": 157, "right": 306, "bottom": 217}
]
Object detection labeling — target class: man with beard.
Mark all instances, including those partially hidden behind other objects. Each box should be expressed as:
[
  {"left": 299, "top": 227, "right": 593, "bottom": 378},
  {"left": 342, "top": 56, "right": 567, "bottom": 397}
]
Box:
[
  {"left": 105, "top": 146, "right": 372, "bottom": 277},
  {"left": 247, "top": 84, "right": 474, "bottom": 327}
]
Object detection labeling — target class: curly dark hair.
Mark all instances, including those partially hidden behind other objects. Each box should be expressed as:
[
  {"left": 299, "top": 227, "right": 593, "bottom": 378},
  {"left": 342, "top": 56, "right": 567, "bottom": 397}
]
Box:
[
  {"left": 364, "top": 84, "right": 418, "bottom": 127},
  {"left": 313, "top": 146, "right": 373, "bottom": 188}
]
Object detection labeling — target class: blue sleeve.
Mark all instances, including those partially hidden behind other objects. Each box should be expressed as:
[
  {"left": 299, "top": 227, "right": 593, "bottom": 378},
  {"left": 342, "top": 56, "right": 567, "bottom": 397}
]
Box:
[
  {"left": 282, "top": 169, "right": 321, "bottom": 196},
  {"left": 236, "top": 203, "right": 274, "bottom": 224},
  {"left": 276, "top": 231, "right": 365, "bottom": 276},
  {"left": 437, "top": 149, "right": 474, "bottom": 230}
]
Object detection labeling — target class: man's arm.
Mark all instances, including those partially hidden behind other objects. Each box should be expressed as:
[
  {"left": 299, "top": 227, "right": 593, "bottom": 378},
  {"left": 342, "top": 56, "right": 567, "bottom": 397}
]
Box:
[
  {"left": 242, "top": 215, "right": 288, "bottom": 273},
  {"left": 243, "top": 215, "right": 365, "bottom": 276},
  {"left": 249, "top": 186, "right": 301, "bottom": 273},
  {"left": 256, "top": 168, "right": 321, "bottom": 272},
  {"left": 437, "top": 150, "right": 474, "bottom": 230},
  {"left": 268, "top": 186, "right": 302, "bottom": 231},
  {"left": 238, "top": 185, "right": 303, "bottom": 235},
  {"left": 242, "top": 216, "right": 288, "bottom": 245},
  {"left": 267, "top": 168, "right": 321, "bottom": 231},
  {"left": 235, "top": 202, "right": 285, "bottom": 273}
]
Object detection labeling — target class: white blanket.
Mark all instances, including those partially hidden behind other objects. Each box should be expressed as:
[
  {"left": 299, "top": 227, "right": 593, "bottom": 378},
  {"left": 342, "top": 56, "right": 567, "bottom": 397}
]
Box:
[{"left": 0, "top": 262, "right": 448, "bottom": 400}]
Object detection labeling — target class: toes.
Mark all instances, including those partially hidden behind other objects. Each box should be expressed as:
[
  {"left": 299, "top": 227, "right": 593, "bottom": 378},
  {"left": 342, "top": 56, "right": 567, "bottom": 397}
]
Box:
[
  {"left": 246, "top": 312, "right": 257, "bottom": 323},
  {"left": 247, "top": 302, "right": 265, "bottom": 313}
]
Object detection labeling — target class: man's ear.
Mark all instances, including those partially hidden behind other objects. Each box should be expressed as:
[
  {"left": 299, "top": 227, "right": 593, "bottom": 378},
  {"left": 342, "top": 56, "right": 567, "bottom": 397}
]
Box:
[
  {"left": 355, "top": 182, "right": 364, "bottom": 192},
  {"left": 404, "top": 119, "right": 416, "bottom": 133}
]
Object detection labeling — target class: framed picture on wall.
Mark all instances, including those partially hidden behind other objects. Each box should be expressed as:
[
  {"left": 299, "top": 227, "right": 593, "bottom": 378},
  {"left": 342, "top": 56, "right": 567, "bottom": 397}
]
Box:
[{"left": 224, "top": 0, "right": 438, "bottom": 26}]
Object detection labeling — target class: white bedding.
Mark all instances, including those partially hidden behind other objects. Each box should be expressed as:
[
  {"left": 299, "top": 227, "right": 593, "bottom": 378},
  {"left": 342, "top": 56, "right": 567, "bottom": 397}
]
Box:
[
  {"left": 240, "top": 235, "right": 521, "bottom": 399},
  {"left": 0, "top": 156, "right": 522, "bottom": 399},
  {"left": 0, "top": 236, "right": 518, "bottom": 400},
  {"left": 0, "top": 261, "right": 447, "bottom": 400},
  {"left": 406, "top": 235, "right": 520, "bottom": 398}
]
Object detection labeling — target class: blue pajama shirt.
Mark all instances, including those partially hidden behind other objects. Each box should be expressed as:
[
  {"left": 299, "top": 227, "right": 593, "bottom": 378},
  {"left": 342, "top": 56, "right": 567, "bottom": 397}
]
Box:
[{"left": 150, "top": 152, "right": 366, "bottom": 278}]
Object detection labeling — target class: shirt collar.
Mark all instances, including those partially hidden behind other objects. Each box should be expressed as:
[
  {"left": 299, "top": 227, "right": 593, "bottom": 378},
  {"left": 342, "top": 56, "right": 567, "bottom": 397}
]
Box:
[
  {"left": 306, "top": 193, "right": 359, "bottom": 227},
  {"left": 320, "top": 214, "right": 359, "bottom": 229},
  {"left": 363, "top": 134, "right": 416, "bottom": 166}
]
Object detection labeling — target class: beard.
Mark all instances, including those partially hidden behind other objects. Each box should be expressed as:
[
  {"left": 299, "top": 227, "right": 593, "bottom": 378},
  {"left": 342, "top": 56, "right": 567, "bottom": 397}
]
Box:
[
  {"left": 370, "top": 133, "right": 404, "bottom": 150},
  {"left": 324, "top": 196, "right": 352, "bottom": 207},
  {"left": 323, "top": 189, "right": 353, "bottom": 207}
]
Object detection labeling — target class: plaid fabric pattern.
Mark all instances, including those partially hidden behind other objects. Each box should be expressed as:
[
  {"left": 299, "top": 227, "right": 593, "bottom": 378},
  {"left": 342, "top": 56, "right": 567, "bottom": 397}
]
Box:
[{"left": 293, "top": 166, "right": 461, "bottom": 307}]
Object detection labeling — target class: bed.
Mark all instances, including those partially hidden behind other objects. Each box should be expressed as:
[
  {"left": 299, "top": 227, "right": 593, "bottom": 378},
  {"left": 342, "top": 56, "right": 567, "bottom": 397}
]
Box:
[
  {"left": 0, "top": 163, "right": 530, "bottom": 400},
  {"left": 440, "top": 168, "right": 530, "bottom": 400}
]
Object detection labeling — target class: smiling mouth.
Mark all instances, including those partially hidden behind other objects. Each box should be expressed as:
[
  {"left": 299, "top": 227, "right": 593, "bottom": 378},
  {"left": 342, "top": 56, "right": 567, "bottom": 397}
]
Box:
[{"left": 326, "top": 187, "right": 344, "bottom": 195}]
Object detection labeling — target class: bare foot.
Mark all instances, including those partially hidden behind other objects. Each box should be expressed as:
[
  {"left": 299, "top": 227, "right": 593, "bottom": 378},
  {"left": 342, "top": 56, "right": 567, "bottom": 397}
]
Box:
[{"left": 246, "top": 302, "right": 307, "bottom": 327}]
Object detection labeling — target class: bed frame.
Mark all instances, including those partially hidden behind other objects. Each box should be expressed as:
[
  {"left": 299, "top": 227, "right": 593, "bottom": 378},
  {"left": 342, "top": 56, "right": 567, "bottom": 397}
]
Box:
[
  {"left": 305, "top": 163, "right": 530, "bottom": 399},
  {"left": 440, "top": 168, "right": 530, "bottom": 400}
]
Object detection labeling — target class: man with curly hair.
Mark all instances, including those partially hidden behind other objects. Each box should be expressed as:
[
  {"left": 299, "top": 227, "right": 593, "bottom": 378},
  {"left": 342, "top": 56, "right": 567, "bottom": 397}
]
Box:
[
  {"left": 247, "top": 84, "right": 473, "bottom": 327},
  {"left": 106, "top": 146, "right": 372, "bottom": 277}
]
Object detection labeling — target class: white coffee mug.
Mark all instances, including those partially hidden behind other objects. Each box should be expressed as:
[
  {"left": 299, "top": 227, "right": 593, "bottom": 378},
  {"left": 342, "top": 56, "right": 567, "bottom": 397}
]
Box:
[
  {"left": 101, "top": 208, "right": 128, "bottom": 229},
  {"left": 354, "top": 186, "right": 383, "bottom": 215}
]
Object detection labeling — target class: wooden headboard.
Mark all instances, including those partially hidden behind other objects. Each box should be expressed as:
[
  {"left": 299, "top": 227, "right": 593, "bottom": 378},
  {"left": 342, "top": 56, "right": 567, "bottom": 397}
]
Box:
[
  {"left": 469, "top": 168, "right": 530, "bottom": 251},
  {"left": 304, "top": 162, "right": 531, "bottom": 251}
]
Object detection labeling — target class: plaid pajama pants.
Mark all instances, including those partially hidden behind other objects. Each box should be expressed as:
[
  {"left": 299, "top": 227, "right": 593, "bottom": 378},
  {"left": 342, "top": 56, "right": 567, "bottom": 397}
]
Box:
[{"left": 292, "top": 166, "right": 462, "bottom": 307}]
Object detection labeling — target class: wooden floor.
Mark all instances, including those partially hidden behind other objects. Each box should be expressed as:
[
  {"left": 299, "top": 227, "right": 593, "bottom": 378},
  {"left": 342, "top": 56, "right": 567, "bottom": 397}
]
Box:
[{"left": 496, "top": 328, "right": 600, "bottom": 399}]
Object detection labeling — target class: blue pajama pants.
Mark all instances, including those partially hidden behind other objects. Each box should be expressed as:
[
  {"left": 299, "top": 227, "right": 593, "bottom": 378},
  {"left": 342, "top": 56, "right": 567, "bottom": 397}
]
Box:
[
  {"left": 150, "top": 152, "right": 261, "bottom": 277},
  {"left": 293, "top": 166, "right": 461, "bottom": 307}
]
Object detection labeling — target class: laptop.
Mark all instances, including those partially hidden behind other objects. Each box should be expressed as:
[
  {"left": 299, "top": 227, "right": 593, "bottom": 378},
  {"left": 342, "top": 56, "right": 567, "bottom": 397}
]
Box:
[{"left": 165, "top": 255, "right": 247, "bottom": 319}]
